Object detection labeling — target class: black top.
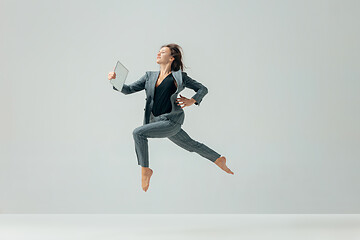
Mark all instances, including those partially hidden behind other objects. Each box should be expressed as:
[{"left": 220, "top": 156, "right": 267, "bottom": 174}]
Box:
[{"left": 151, "top": 73, "right": 177, "bottom": 117}]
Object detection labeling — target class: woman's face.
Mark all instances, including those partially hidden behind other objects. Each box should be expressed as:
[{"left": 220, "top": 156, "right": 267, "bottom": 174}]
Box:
[{"left": 156, "top": 47, "right": 174, "bottom": 64}]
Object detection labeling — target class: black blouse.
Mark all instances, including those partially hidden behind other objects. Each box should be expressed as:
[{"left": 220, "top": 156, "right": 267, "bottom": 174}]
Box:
[{"left": 151, "top": 73, "right": 177, "bottom": 117}]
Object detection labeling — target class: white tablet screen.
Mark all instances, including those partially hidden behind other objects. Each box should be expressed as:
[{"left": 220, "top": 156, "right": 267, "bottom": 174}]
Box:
[{"left": 110, "top": 60, "right": 129, "bottom": 90}]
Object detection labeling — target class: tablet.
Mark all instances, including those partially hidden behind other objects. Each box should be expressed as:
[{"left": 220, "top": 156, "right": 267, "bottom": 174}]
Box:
[{"left": 110, "top": 60, "right": 129, "bottom": 90}]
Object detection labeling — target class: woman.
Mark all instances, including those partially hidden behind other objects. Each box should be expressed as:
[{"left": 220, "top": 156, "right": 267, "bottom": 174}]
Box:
[{"left": 108, "top": 43, "right": 234, "bottom": 192}]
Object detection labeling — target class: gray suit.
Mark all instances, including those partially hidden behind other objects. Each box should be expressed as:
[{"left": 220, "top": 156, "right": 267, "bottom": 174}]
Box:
[{"left": 113, "top": 69, "right": 221, "bottom": 167}]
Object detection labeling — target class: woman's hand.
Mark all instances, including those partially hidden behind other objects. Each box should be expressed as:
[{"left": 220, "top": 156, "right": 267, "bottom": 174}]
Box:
[
  {"left": 108, "top": 72, "right": 116, "bottom": 80},
  {"left": 176, "top": 94, "right": 196, "bottom": 109}
]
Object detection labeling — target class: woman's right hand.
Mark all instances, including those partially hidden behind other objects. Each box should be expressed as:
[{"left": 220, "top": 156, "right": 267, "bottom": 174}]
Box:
[{"left": 108, "top": 72, "right": 116, "bottom": 80}]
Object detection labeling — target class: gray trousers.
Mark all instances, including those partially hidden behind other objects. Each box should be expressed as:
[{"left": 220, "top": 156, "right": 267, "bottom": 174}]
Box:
[{"left": 132, "top": 112, "right": 221, "bottom": 167}]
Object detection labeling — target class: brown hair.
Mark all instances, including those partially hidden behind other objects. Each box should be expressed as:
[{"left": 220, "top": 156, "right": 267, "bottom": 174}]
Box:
[{"left": 160, "top": 43, "right": 187, "bottom": 71}]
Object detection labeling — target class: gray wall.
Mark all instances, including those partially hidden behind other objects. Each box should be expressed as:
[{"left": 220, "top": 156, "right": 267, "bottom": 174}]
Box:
[{"left": 1, "top": 0, "right": 359, "bottom": 213}]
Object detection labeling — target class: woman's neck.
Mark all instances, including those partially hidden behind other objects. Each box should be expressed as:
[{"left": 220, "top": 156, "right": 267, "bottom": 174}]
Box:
[{"left": 159, "top": 65, "right": 172, "bottom": 76}]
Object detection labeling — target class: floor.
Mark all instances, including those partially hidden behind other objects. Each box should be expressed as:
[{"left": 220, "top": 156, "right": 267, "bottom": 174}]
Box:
[{"left": 0, "top": 214, "right": 359, "bottom": 240}]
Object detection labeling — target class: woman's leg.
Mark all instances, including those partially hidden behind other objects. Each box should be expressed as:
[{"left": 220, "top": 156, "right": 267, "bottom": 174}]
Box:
[
  {"left": 167, "top": 128, "right": 221, "bottom": 162},
  {"left": 132, "top": 119, "right": 181, "bottom": 167}
]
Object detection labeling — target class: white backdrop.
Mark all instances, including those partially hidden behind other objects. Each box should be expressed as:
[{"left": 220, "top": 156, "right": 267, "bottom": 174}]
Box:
[{"left": 1, "top": 0, "right": 359, "bottom": 213}]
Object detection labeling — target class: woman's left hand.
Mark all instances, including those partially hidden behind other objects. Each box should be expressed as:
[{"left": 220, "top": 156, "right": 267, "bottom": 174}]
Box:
[{"left": 176, "top": 94, "right": 196, "bottom": 109}]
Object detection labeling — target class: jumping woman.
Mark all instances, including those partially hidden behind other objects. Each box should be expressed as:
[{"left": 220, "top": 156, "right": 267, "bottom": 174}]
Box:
[{"left": 108, "top": 43, "right": 234, "bottom": 192}]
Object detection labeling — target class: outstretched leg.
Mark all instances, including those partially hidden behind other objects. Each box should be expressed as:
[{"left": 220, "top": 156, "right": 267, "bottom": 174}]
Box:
[
  {"left": 168, "top": 128, "right": 234, "bottom": 174},
  {"left": 168, "top": 128, "right": 221, "bottom": 162}
]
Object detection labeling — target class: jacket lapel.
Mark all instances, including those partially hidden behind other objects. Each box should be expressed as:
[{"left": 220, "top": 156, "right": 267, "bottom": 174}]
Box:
[{"left": 149, "top": 69, "right": 182, "bottom": 99}]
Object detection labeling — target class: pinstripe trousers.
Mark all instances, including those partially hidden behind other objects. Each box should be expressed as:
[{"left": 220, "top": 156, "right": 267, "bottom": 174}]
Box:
[{"left": 132, "top": 112, "right": 222, "bottom": 167}]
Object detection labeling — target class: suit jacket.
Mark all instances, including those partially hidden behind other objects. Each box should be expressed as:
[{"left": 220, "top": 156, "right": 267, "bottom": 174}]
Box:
[{"left": 113, "top": 69, "right": 208, "bottom": 125}]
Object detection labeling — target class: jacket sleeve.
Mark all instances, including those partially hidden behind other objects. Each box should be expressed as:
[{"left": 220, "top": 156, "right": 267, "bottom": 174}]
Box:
[
  {"left": 182, "top": 72, "right": 208, "bottom": 106},
  {"left": 113, "top": 72, "right": 148, "bottom": 94}
]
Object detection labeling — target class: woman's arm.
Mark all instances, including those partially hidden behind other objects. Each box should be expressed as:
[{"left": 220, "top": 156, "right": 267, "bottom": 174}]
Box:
[
  {"left": 182, "top": 72, "right": 208, "bottom": 106},
  {"left": 113, "top": 72, "right": 148, "bottom": 94}
]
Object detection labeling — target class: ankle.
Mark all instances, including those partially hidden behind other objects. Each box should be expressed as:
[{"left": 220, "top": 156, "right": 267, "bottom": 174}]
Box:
[{"left": 141, "top": 167, "right": 152, "bottom": 173}]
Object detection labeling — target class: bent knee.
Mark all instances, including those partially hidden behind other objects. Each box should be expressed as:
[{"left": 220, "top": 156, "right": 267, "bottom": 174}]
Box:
[{"left": 132, "top": 127, "right": 143, "bottom": 137}]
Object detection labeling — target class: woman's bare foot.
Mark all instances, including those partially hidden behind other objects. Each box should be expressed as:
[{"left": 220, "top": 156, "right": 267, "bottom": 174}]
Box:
[
  {"left": 141, "top": 167, "right": 153, "bottom": 192},
  {"left": 214, "top": 156, "right": 234, "bottom": 175}
]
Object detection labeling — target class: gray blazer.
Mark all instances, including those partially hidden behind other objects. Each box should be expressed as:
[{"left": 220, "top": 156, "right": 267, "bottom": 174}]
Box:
[{"left": 113, "top": 69, "right": 208, "bottom": 125}]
